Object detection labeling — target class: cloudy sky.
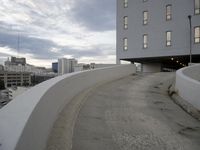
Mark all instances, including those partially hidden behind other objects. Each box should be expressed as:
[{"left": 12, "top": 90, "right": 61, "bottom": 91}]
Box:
[{"left": 0, "top": 0, "right": 116, "bottom": 67}]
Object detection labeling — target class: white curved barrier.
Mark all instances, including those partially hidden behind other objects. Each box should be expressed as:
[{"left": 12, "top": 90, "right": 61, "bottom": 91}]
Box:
[
  {"left": 0, "top": 64, "right": 136, "bottom": 150},
  {"left": 175, "top": 64, "right": 200, "bottom": 110}
]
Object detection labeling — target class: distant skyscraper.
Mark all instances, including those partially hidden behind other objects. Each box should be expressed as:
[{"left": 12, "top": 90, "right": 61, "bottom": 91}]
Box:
[{"left": 58, "top": 58, "right": 77, "bottom": 75}]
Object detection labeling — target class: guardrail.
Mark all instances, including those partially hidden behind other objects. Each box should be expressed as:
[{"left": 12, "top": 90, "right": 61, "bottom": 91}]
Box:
[
  {"left": 175, "top": 64, "right": 200, "bottom": 110},
  {"left": 0, "top": 64, "right": 136, "bottom": 150}
]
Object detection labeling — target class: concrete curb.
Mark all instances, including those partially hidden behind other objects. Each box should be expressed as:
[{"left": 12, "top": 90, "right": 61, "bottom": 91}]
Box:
[{"left": 168, "top": 83, "right": 200, "bottom": 121}]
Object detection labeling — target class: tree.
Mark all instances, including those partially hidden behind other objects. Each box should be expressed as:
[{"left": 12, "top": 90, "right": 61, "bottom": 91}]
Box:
[{"left": 0, "top": 79, "right": 5, "bottom": 90}]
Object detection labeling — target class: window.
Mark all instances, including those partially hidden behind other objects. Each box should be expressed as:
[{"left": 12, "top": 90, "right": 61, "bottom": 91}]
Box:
[
  {"left": 143, "top": 11, "right": 148, "bottom": 25},
  {"left": 124, "top": 16, "right": 128, "bottom": 29},
  {"left": 194, "top": 26, "right": 200, "bottom": 43},
  {"left": 123, "top": 38, "right": 128, "bottom": 51},
  {"left": 166, "top": 5, "right": 172, "bottom": 21},
  {"left": 166, "top": 31, "right": 172, "bottom": 46},
  {"left": 195, "top": 0, "right": 200, "bottom": 15},
  {"left": 143, "top": 0, "right": 148, "bottom": 2},
  {"left": 143, "top": 34, "right": 148, "bottom": 48},
  {"left": 124, "top": 0, "right": 128, "bottom": 8}
]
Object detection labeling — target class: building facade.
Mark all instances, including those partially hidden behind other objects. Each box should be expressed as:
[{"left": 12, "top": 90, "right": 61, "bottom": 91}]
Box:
[
  {"left": 52, "top": 62, "right": 58, "bottom": 73},
  {"left": 58, "top": 58, "right": 77, "bottom": 75},
  {"left": 0, "top": 65, "right": 4, "bottom": 71},
  {"left": 0, "top": 71, "right": 31, "bottom": 87},
  {"left": 5, "top": 57, "right": 26, "bottom": 66},
  {"left": 117, "top": 0, "right": 200, "bottom": 71},
  {"left": 11, "top": 57, "right": 26, "bottom": 65},
  {"left": 4, "top": 57, "right": 47, "bottom": 74}
]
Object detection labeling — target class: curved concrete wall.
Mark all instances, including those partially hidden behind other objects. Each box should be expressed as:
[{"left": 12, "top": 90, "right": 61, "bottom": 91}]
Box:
[
  {"left": 175, "top": 64, "right": 200, "bottom": 110},
  {"left": 0, "top": 64, "right": 136, "bottom": 150}
]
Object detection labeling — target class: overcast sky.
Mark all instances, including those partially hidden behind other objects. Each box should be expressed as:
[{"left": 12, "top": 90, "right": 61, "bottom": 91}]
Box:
[{"left": 0, "top": 0, "right": 116, "bottom": 67}]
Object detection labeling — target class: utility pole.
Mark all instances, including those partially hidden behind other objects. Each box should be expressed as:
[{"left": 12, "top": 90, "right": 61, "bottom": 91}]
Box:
[{"left": 188, "top": 15, "right": 192, "bottom": 64}]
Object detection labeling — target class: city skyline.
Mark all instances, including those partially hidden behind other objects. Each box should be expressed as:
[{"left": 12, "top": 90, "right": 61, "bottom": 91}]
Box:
[{"left": 0, "top": 0, "right": 116, "bottom": 67}]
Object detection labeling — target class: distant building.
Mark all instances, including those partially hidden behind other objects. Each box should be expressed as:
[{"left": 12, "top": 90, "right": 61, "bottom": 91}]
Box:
[
  {"left": 74, "top": 64, "right": 84, "bottom": 72},
  {"left": 0, "top": 65, "right": 4, "bottom": 71},
  {"left": 58, "top": 58, "right": 77, "bottom": 75},
  {"left": 4, "top": 57, "right": 47, "bottom": 75},
  {"left": 31, "top": 74, "right": 56, "bottom": 85},
  {"left": 52, "top": 62, "right": 58, "bottom": 73},
  {"left": 82, "top": 64, "right": 91, "bottom": 70},
  {"left": 0, "top": 71, "right": 31, "bottom": 87},
  {"left": 5, "top": 57, "right": 26, "bottom": 66},
  {"left": 90, "top": 63, "right": 116, "bottom": 69},
  {"left": 4, "top": 64, "right": 47, "bottom": 74},
  {"left": 69, "top": 59, "right": 78, "bottom": 72},
  {"left": 11, "top": 57, "right": 26, "bottom": 65},
  {"left": 74, "top": 63, "right": 116, "bottom": 72}
]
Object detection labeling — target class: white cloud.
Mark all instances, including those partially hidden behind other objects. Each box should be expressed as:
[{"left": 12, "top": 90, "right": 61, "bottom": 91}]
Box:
[
  {"left": 0, "top": 0, "right": 116, "bottom": 67},
  {"left": 0, "top": 46, "right": 56, "bottom": 67},
  {"left": 50, "top": 47, "right": 60, "bottom": 53}
]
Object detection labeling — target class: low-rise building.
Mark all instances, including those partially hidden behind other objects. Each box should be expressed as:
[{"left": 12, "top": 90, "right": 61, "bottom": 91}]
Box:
[{"left": 0, "top": 71, "right": 31, "bottom": 87}]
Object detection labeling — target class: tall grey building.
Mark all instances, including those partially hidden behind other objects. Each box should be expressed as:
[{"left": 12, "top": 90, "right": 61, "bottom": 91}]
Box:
[
  {"left": 117, "top": 0, "right": 200, "bottom": 71},
  {"left": 58, "top": 58, "right": 77, "bottom": 75}
]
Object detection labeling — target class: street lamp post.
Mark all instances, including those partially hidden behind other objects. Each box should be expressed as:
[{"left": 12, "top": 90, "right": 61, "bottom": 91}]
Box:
[{"left": 188, "top": 15, "right": 192, "bottom": 64}]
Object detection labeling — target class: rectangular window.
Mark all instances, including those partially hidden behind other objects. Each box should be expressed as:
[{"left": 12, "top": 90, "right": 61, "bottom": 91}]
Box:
[
  {"left": 166, "top": 31, "right": 172, "bottom": 46},
  {"left": 123, "top": 38, "right": 128, "bottom": 51},
  {"left": 124, "top": 16, "right": 128, "bottom": 29},
  {"left": 194, "top": 26, "right": 200, "bottom": 43},
  {"left": 143, "top": 34, "right": 148, "bottom": 49},
  {"left": 166, "top": 4, "right": 172, "bottom": 21},
  {"left": 195, "top": 0, "right": 200, "bottom": 15},
  {"left": 124, "top": 0, "right": 128, "bottom": 8},
  {"left": 143, "top": 11, "right": 148, "bottom": 25}
]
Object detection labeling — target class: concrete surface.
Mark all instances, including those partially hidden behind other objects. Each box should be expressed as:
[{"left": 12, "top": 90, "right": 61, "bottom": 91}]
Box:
[
  {"left": 141, "top": 63, "right": 162, "bottom": 72},
  {"left": 70, "top": 73, "right": 200, "bottom": 150},
  {"left": 175, "top": 64, "right": 200, "bottom": 110},
  {"left": 0, "top": 64, "right": 135, "bottom": 150},
  {"left": 182, "top": 64, "right": 200, "bottom": 81},
  {"left": 46, "top": 84, "right": 101, "bottom": 150}
]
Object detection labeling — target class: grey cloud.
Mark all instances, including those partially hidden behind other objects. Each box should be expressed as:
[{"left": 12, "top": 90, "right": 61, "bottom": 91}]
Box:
[
  {"left": 0, "top": 30, "right": 61, "bottom": 59},
  {"left": 71, "top": 0, "right": 116, "bottom": 31},
  {"left": 0, "top": 30, "right": 114, "bottom": 61},
  {"left": 57, "top": 42, "right": 116, "bottom": 61},
  {"left": 0, "top": 0, "right": 116, "bottom": 65}
]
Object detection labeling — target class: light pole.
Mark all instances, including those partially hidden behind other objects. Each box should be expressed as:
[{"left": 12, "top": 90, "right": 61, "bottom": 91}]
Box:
[{"left": 188, "top": 15, "right": 192, "bottom": 64}]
